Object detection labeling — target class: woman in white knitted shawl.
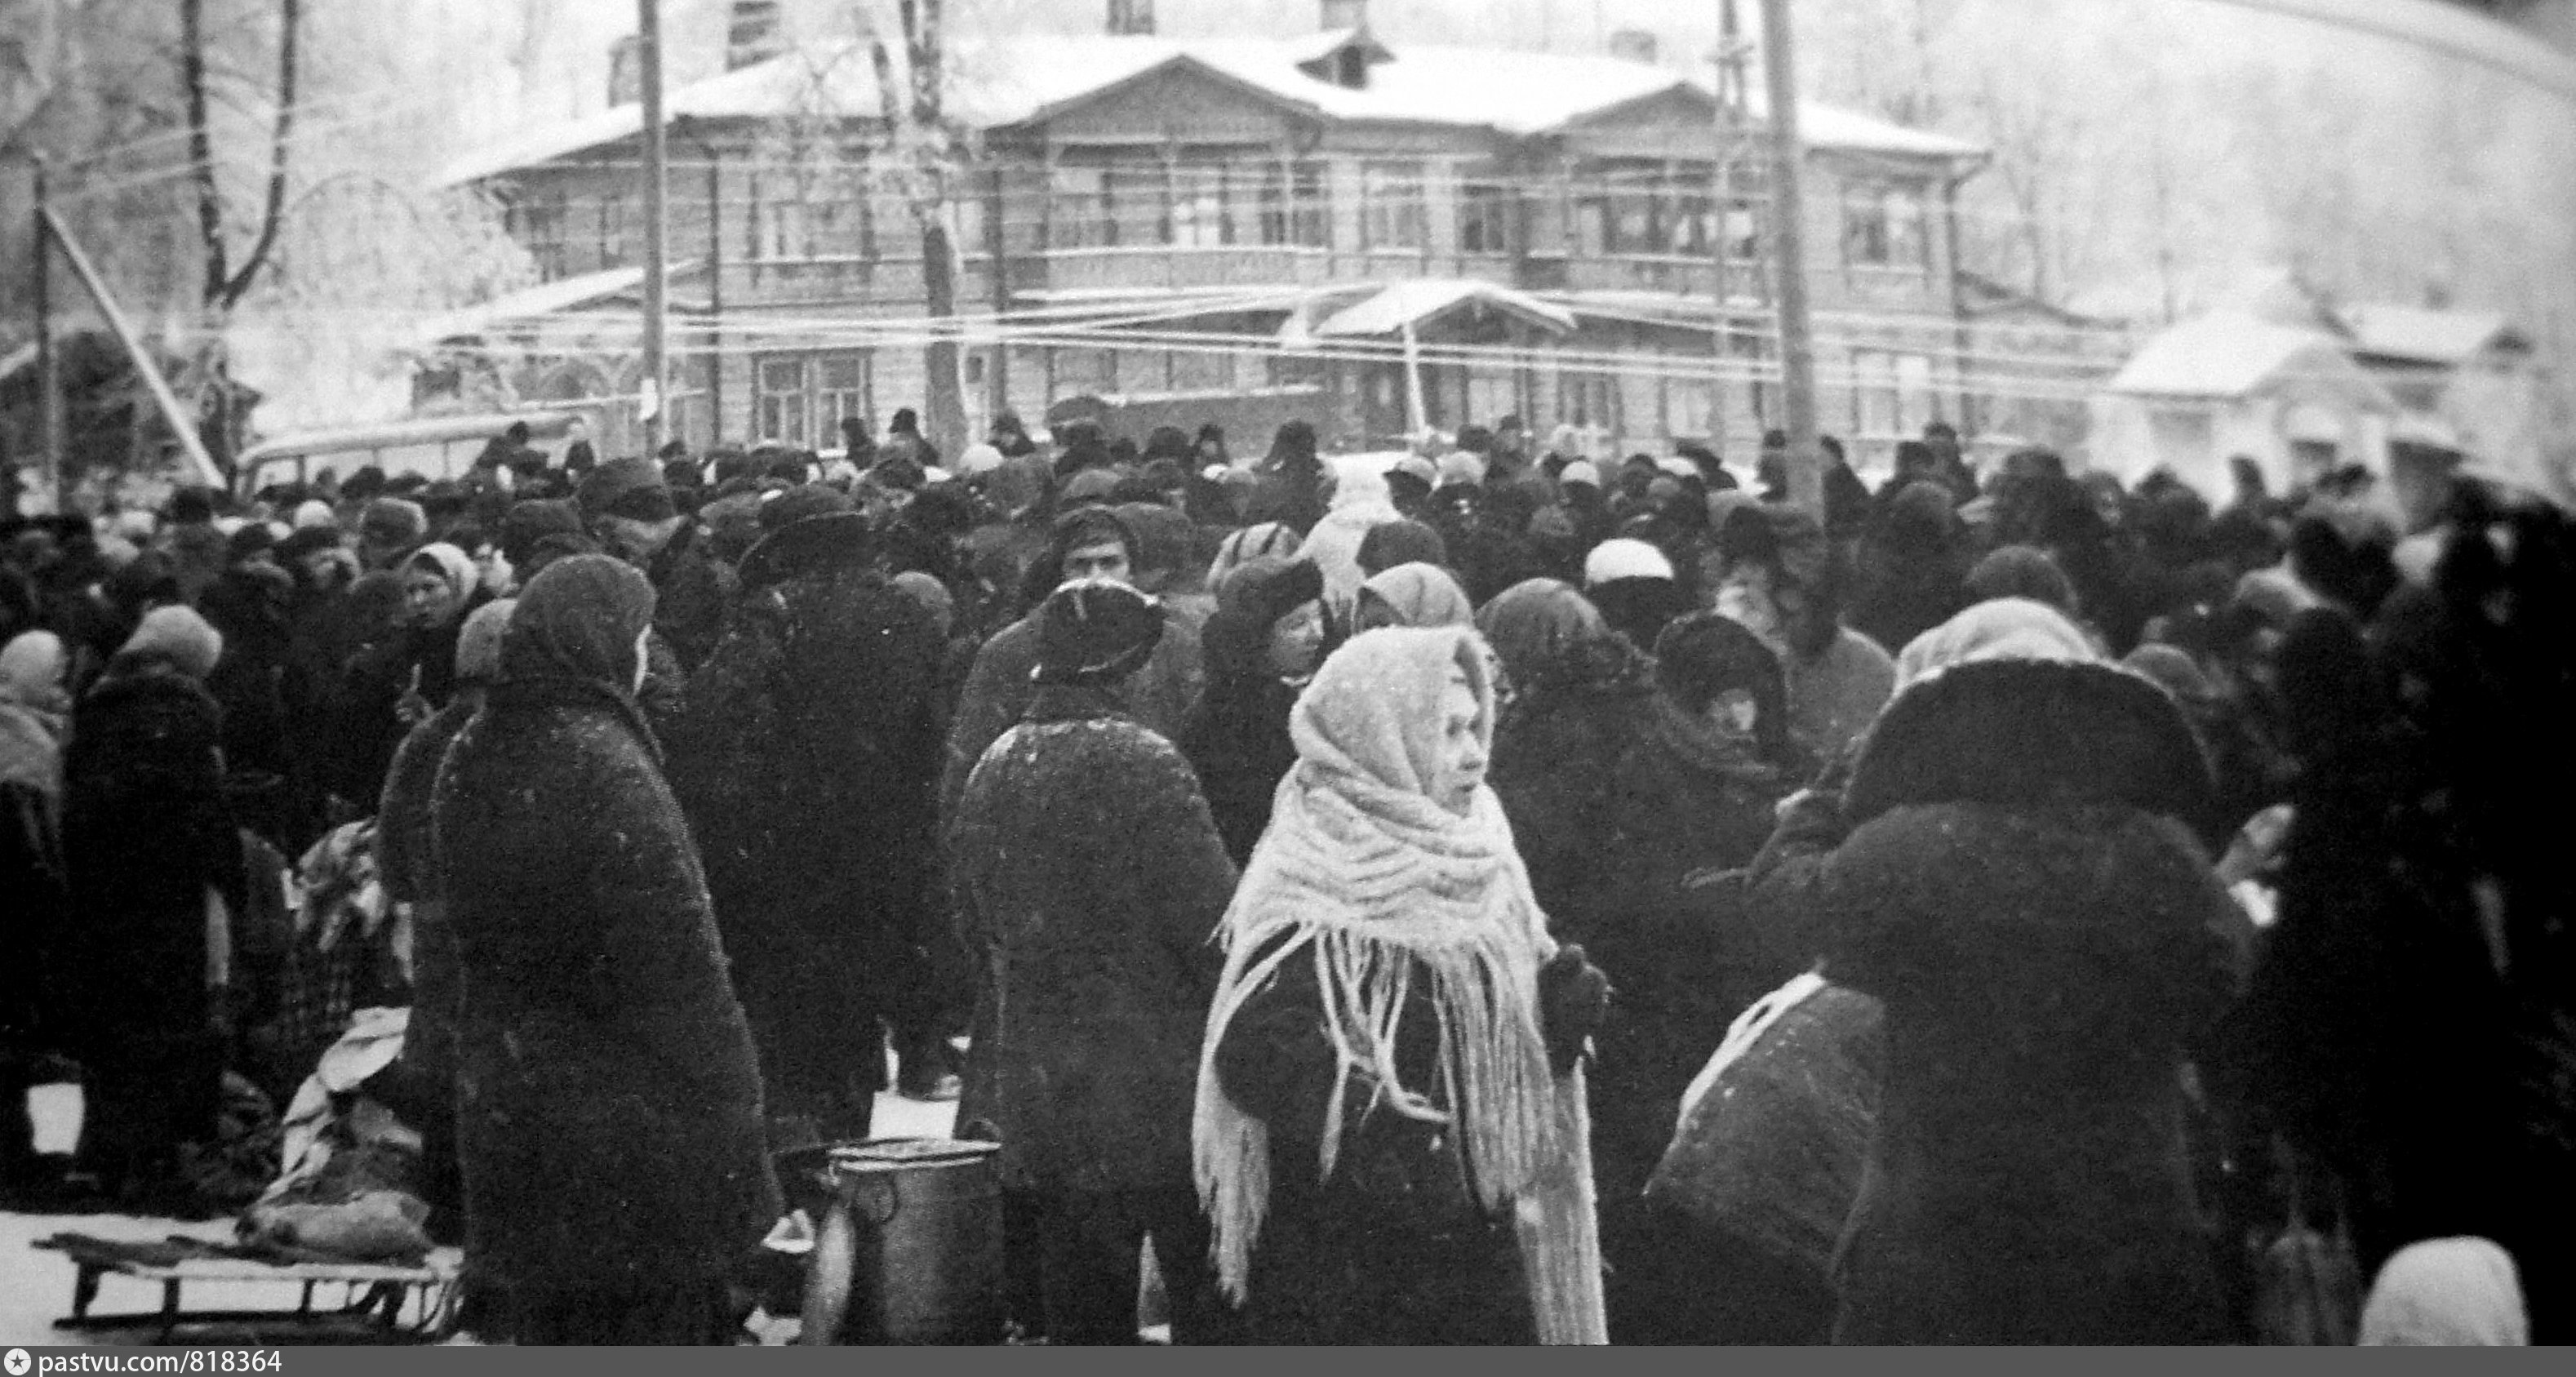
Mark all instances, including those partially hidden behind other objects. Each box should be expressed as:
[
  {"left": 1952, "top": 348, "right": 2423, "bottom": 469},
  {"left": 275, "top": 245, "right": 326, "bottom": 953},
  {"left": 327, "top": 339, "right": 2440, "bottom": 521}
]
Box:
[{"left": 1193, "top": 624, "right": 1610, "bottom": 1344}]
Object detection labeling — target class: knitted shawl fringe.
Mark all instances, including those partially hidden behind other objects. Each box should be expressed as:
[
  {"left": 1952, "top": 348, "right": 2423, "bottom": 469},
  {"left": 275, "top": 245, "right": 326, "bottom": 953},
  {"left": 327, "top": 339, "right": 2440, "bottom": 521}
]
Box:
[{"left": 1191, "top": 763, "right": 1606, "bottom": 1343}]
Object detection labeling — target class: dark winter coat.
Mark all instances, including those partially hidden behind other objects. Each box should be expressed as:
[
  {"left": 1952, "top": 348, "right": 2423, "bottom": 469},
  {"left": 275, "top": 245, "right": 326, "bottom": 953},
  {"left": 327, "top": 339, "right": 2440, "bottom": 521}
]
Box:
[
  {"left": 1581, "top": 700, "right": 1805, "bottom": 1206},
  {"left": 1175, "top": 559, "right": 1320, "bottom": 865},
  {"left": 948, "top": 685, "right": 1237, "bottom": 1194},
  {"left": 375, "top": 692, "right": 480, "bottom": 1089},
  {"left": 1813, "top": 659, "right": 2240, "bottom": 1344},
  {"left": 335, "top": 600, "right": 477, "bottom": 811},
  {"left": 1487, "top": 634, "right": 1659, "bottom": 926},
  {"left": 662, "top": 565, "right": 945, "bottom": 1133},
  {"left": 937, "top": 603, "right": 1203, "bottom": 828},
  {"left": 197, "top": 564, "right": 296, "bottom": 788},
  {"left": 433, "top": 559, "right": 777, "bottom": 1291},
  {"left": 1211, "top": 943, "right": 1536, "bottom": 1344},
  {"left": 60, "top": 660, "right": 246, "bottom": 1050},
  {"left": 1848, "top": 483, "right": 1970, "bottom": 660},
  {"left": 646, "top": 520, "right": 729, "bottom": 674}
]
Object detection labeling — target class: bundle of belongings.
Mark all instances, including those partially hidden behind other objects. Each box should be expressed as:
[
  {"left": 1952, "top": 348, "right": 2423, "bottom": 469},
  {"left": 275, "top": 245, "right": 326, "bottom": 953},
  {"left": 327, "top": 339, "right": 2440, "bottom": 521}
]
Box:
[
  {"left": 237, "top": 1006, "right": 432, "bottom": 1264},
  {"left": 251, "top": 822, "right": 411, "bottom": 1104}
]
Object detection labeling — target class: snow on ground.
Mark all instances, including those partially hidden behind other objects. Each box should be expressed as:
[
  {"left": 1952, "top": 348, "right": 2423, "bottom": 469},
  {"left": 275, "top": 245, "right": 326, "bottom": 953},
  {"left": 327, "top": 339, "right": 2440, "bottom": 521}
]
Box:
[{"left": 5, "top": 1075, "right": 956, "bottom": 1348}]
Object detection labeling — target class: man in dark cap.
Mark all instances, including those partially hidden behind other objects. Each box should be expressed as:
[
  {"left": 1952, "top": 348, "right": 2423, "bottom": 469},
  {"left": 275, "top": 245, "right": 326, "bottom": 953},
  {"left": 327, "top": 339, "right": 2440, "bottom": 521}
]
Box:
[
  {"left": 938, "top": 506, "right": 1204, "bottom": 829},
  {"left": 497, "top": 499, "right": 597, "bottom": 587},
  {"left": 358, "top": 497, "right": 429, "bottom": 573},
  {"left": 577, "top": 457, "right": 725, "bottom": 673},
  {"left": 948, "top": 577, "right": 1237, "bottom": 1344}
]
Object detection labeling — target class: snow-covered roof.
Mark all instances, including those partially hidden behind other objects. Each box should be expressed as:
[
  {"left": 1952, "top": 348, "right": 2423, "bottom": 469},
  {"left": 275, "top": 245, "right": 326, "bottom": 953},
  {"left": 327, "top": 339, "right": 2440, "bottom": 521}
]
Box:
[
  {"left": 409, "top": 264, "right": 685, "bottom": 347},
  {"left": 1312, "top": 279, "right": 1576, "bottom": 338},
  {"left": 2105, "top": 311, "right": 2395, "bottom": 406},
  {"left": 2340, "top": 304, "right": 2527, "bottom": 366},
  {"left": 439, "top": 31, "right": 1981, "bottom": 187}
]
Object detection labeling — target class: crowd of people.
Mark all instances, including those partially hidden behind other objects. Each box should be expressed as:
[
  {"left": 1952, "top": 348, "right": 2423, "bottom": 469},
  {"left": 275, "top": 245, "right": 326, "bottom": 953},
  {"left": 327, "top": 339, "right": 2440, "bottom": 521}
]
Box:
[{"left": 0, "top": 399, "right": 2569, "bottom": 1346}]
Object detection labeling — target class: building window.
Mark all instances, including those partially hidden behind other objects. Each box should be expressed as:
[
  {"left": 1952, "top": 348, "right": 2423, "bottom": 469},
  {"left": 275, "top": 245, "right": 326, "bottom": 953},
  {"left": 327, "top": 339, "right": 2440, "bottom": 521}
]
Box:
[
  {"left": 517, "top": 193, "right": 568, "bottom": 279},
  {"left": 1168, "top": 164, "right": 1233, "bottom": 248},
  {"left": 1050, "top": 166, "right": 1116, "bottom": 249},
  {"left": 754, "top": 353, "right": 873, "bottom": 446},
  {"left": 764, "top": 198, "right": 811, "bottom": 261},
  {"left": 1259, "top": 161, "right": 1329, "bottom": 247},
  {"left": 1361, "top": 161, "right": 1427, "bottom": 251},
  {"left": 1459, "top": 176, "right": 1514, "bottom": 255},
  {"left": 814, "top": 353, "right": 869, "bottom": 438},
  {"left": 1851, "top": 349, "right": 1935, "bottom": 436},
  {"left": 757, "top": 356, "right": 811, "bottom": 446},
  {"left": 1467, "top": 365, "right": 1518, "bottom": 424},
  {"left": 1842, "top": 180, "right": 1928, "bottom": 269},
  {"left": 1574, "top": 162, "right": 1668, "bottom": 255},
  {"left": 1670, "top": 378, "right": 1715, "bottom": 439},
  {"left": 1723, "top": 202, "right": 1761, "bottom": 260},
  {"left": 598, "top": 193, "right": 628, "bottom": 266}
]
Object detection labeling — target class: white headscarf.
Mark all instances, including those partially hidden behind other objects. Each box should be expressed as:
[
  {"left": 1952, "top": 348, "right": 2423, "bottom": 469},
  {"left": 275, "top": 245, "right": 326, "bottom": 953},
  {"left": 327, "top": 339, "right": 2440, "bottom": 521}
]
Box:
[
  {"left": 2360, "top": 1237, "right": 2528, "bottom": 1346},
  {"left": 1192, "top": 626, "right": 1604, "bottom": 1343},
  {"left": 1891, "top": 597, "right": 2102, "bottom": 693}
]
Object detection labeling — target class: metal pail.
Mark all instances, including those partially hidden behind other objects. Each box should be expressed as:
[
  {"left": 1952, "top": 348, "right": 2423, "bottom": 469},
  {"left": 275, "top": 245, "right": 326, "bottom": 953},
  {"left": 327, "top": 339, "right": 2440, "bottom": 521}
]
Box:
[{"left": 793, "top": 1137, "right": 1004, "bottom": 1345}]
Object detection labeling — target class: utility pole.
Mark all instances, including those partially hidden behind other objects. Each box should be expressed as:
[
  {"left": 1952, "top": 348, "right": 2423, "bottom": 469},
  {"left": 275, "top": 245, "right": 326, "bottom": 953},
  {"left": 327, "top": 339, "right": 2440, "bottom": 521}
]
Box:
[
  {"left": 639, "top": 0, "right": 672, "bottom": 456},
  {"left": 1712, "top": 0, "right": 1755, "bottom": 457},
  {"left": 1757, "top": 0, "right": 1823, "bottom": 517},
  {"left": 33, "top": 155, "right": 66, "bottom": 512}
]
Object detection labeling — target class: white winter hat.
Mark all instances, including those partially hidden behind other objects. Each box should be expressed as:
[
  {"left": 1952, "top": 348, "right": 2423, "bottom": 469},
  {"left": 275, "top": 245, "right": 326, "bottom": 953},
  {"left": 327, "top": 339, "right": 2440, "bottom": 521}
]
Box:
[
  {"left": 1656, "top": 455, "right": 1700, "bottom": 480},
  {"left": 955, "top": 442, "right": 1006, "bottom": 478},
  {"left": 1391, "top": 454, "right": 1438, "bottom": 488},
  {"left": 1435, "top": 451, "right": 1488, "bottom": 488},
  {"left": 1583, "top": 536, "right": 1675, "bottom": 587},
  {"left": 293, "top": 500, "right": 339, "bottom": 530},
  {"left": 1559, "top": 460, "right": 1601, "bottom": 489}
]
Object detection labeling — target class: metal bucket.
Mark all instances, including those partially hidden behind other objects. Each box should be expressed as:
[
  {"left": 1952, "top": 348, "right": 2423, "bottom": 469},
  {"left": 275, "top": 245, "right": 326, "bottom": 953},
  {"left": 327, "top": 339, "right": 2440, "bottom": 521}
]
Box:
[{"left": 791, "top": 1137, "right": 1004, "bottom": 1345}]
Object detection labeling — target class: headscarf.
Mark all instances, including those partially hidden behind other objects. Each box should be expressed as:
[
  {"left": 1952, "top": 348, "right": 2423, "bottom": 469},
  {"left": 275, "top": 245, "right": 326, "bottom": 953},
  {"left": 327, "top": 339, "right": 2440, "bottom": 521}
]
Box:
[
  {"left": 1474, "top": 578, "right": 1610, "bottom": 691},
  {"left": 117, "top": 604, "right": 225, "bottom": 682},
  {"left": 1963, "top": 544, "right": 2076, "bottom": 613},
  {"left": 453, "top": 598, "right": 516, "bottom": 684},
  {"left": 2359, "top": 1237, "right": 2527, "bottom": 1346},
  {"left": 495, "top": 554, "right": 659, "bottom": 748},
  {"left": 1892, "top": 597, "right": 2099, "bottom": 693},
  {"left": 292, "top": 500, "right": 339, "bottom": 531},
  {"left": 890, "top": 570, "right": 956, "bottom": 640},
  {"left": 1208, "top": 521, "right": 1301, "bottom": 587},
  {"left": 404, "top": 541, "right": 478, "bottom": 616},
  {"left": 1357, "top": 562, "right": 1474, "bottom": 630},
  {"left": 1295, "top": 456, "right": 1405, "bottom": 624},
  {"left": 0, "top": 629, "right": 70, "bottom": 800},
  {"left": 1355, "top": 518, "right": 1448, "bottom": 577},
  {"left": 1193, "top": 626, "right": 1605, "bottom": 1343}
]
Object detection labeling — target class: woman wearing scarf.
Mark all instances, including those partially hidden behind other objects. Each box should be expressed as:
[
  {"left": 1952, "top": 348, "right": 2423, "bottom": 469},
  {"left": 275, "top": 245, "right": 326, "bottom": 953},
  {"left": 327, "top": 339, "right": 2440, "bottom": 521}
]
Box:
[
  {"left": 1581, "top": 612, "right": 1815, "bottom": 1341},
  {"left": 1353, "top": 562, "right": 1475, "bottom": 633},
  {"left": 433, "top": 556, "right": 777, "bottom": 1344},
  {"left": 333, "top": 541, "right": 486, "bottom": 810},
  {"left": 371, "top": 597, "right": 513, "bottom": 1248},
  {"left": 59, "top": 606, "right": 245, "bottom": 1215},
  {"left": 1178, "top": 557, "right": 1328, "bottom": 866},
  {"left": 1193, "top": 626, "right": 1610, "bottom": 1344},
  {"left": 1, "top": 631, "right": 72, "bottom": 1195},
  {"left": 1206, "top": 521, "right": 1301, "bottom": 590},
  {"left": 1477, "top": 580, "right": 1659, "bottom": 939}
]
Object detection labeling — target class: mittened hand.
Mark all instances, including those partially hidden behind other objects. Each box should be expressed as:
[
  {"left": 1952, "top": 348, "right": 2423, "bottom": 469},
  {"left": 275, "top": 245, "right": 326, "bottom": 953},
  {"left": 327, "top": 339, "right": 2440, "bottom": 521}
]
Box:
[{"left": 1538, "top": 945, "right": 1613, "bottom": 1077}]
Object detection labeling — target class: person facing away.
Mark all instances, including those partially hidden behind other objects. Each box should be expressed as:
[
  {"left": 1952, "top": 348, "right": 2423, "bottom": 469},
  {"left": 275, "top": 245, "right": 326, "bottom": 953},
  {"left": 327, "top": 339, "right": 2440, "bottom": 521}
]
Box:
[
  {"left": 431, "top": 554, "right": 778, "bottom": 1344},
  {"left": 948, "top": 577, "right": 1241, "bottom": 1345}
]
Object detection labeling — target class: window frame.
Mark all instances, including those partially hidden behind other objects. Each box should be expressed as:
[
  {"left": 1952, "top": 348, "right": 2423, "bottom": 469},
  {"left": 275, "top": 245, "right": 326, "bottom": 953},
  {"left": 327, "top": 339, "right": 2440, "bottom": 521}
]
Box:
[{"left": 1361, "top": 160, "right": 1428, "bottom": 252}]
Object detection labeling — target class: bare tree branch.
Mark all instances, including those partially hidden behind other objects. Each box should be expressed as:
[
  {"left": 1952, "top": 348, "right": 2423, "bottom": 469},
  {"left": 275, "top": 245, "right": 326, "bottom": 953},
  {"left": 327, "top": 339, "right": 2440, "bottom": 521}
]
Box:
[
  {"left": 217, "top": 0, "right": 297, "bottom": 310},
  {"left": 182, "top": 0, "right": 230, "bottom": 307}
]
